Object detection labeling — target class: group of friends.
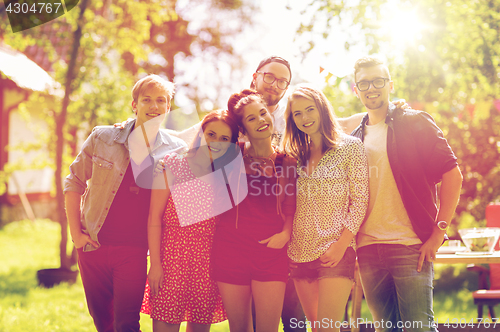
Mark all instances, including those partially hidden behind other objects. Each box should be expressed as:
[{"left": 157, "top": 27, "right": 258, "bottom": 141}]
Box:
[{"left": 64, "top": 55, "right": 463, "bottom": 332}]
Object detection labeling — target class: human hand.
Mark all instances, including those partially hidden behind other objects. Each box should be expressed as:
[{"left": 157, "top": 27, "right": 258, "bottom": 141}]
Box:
[
  {"left": 259, "top": 230, "right": 291, "bottom": 249},
  {"left": 148, "top": 264, "right": 164, "bottom": 296},
  {"left": 393, "top": 99, "right": 410, "bottom": 110},
  {"left": 113, "top": 118, "right": 134, "bottom": 129},
  {"left": 319, "top": 242, "right": 347, "bottom": 267},
  {"left": 72, "top": 232, "right": 98, "bottom": 250},
  {"left": 417, "top": 231, "right": 445, "bottom": 272},
  {"left": 154, "top": 159, "right": 166, "bottom": 177}
]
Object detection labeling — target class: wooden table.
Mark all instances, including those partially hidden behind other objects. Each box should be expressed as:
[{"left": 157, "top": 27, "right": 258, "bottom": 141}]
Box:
[
  {"left": 349, "top": 251, "right": 500, "bottom": 332},
  {"left": 435, "top": 250, "right": 500, "bottom": 264}
]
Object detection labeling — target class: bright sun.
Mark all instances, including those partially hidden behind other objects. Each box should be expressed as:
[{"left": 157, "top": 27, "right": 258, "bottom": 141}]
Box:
[{"left": 381, "top": 8, "right": 424, "bottom": 49}]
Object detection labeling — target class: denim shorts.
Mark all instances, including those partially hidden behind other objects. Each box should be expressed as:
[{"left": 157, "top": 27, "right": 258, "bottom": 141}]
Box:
[{"left": 290, "top": 247, "right": 356, "bottom": 282}]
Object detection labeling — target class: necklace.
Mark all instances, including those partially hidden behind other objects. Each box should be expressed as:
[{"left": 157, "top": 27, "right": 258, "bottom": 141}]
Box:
[{"left": 243, "top": 150, "right": 277, "bottom": 177}]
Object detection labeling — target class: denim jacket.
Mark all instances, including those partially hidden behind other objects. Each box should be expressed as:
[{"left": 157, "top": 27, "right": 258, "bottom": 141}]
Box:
[
  {"left": 351, "top": 104, "right": 458, "bottom": 243},
  {"left": 64, "top": 119, "right": 187, "bottom": 251}
]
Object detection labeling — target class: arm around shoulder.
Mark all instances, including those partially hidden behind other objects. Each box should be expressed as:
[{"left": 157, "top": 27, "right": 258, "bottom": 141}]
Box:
[
  {"left": 337, "top": 112, "right": 366, "bottom": 135},
  {"left": 166, "top": 122, "right": 202, "bottom": 148}
]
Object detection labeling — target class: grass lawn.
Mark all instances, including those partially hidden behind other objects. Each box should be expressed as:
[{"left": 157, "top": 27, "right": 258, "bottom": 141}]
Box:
[
  {"left": 0, "top": 220, "right": 228, "bottom": 332},
  {"left": 0, "top": 219, "right": 482, "bottom": 331}
]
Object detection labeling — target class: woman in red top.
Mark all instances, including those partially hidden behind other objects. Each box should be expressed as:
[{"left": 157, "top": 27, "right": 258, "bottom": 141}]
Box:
[{"left": 211, "top": 89, "right": 297, "bottom": 332}]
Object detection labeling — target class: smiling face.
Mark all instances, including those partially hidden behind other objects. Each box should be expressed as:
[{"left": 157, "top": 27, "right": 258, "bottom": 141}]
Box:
[
  {"left": 132, "top": 86, "right": 171, "bottom": 128},
  {"left": 201, "top": 120, "right": 233, "bottom": 161},
  {"left": 291, "top": 96, "right": 321, "bottom": 139},
  {"left": 252, "top": 62, "right": 290, "bottom": 108},
  {"left": 241, "top": 101, "right": 274, "bottom": 140},
  {"left": 354, "top": 64, "right": 393, "bottom": 112}
]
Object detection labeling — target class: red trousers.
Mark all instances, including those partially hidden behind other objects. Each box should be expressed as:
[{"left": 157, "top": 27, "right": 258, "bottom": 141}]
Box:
[{"left": 77, "top": 245, "right": 147, "bottom": 332}]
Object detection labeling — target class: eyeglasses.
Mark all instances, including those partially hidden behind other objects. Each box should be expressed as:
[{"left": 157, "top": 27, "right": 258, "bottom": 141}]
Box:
[
  {"left": 256, "top": 72, "right": 290, "bottom": 90},
  {"left": 355, "top": 78, "right": 390, "bottom": 91}
]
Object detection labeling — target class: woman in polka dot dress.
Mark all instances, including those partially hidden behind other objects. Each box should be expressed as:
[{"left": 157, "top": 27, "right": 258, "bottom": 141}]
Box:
[
  {"left": 141, "top": 110, "right": 239, "bottom": 332},
  {"left": 282, "top": 86, "right": 369, "bottom": 332}
]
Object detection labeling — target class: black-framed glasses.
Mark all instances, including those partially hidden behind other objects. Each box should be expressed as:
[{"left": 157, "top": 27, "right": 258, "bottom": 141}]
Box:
[
  {"left": 356, "top": 78, "right": 390, "bottom": 91},
  {"left": 256, "top": 72, "right": 290, "bottom": 90}
]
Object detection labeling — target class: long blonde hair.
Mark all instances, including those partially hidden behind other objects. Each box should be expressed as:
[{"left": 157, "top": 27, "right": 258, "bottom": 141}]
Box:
[{"left": 283, "top": 86, "right": 342, "bottom": 162}]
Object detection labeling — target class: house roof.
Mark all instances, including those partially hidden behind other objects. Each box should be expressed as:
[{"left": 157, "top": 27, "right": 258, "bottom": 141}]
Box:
[{"left": 0, "top": 43, "right": 59, "bottom": 93}]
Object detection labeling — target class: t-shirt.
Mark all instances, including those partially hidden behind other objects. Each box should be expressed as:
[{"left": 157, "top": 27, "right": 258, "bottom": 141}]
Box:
[
  {"left": 98, "top": 163, "right": 151, "bottom": 248},
  {"left": 356, "top": 120, "right": 421, "bottom": 248}
]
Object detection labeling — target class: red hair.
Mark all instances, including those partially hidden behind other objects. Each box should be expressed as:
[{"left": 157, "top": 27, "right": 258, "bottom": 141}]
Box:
[
  {"left": 187, "top": 109, "right": 240, "bottom": 171},
  {"left": 201, "top": 109, "right": 239, "bottom": 144}
]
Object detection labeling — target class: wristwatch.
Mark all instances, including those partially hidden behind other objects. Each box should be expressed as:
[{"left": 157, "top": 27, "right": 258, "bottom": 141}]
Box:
[{"left": 437, "top": 220, "right": 449, "bottom": 231}]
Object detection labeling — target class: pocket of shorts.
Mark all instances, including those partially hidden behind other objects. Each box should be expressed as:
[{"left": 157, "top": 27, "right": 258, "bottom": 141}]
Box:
[
  {"left": 343, "top": 247, "right": 356, "bottom": 262},
  {"left": 91, "top": 155, "right": 114, "bottom": 185}
]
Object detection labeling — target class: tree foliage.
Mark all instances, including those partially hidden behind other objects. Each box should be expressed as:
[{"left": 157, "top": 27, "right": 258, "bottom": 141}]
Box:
[
  {"left": 0, "top": 0, "right": 255, "bottom": 268},
  {"left": 299, "top": 0, "right": 500, "bottom": 223}
]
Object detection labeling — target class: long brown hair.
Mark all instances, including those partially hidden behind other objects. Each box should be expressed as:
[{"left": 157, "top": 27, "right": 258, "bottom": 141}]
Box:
[{"left": 283, "top": 86, "right": 342, "bottom": 162}]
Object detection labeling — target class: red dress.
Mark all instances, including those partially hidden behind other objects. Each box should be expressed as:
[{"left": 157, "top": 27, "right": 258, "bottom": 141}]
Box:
[
  {"left": 141, "top": 154, "right": 226, "bottom": 324},
  {"left": 211, "top": 147, "right": 298, "bottom": 285}
]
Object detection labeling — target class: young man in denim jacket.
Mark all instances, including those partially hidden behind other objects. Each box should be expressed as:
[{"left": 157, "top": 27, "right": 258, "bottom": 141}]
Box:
[
  {"left": 64, "top": 75, "right": 186, "bottom": 332},
  {"left": 351, "top": 56, "right": 463, "bottom": 332}
]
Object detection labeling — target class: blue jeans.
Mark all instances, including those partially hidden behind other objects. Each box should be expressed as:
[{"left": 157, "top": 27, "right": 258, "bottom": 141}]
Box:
[{"left": 357, "top": 244, "right": 437, "bottom": 332}]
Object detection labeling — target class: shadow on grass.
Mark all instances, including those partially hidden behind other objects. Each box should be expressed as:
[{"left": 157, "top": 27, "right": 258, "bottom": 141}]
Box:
[
  {"left": 434, "top": 265, "right": 479, "bottom": 293},
  {"left": 0, "top": 267, "right": 40, "bottom": 297}
]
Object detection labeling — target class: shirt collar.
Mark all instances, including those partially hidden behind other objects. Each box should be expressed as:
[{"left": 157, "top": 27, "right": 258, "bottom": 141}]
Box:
[
  {"left": 153, "top": 129, "right": 172, "bottom": 150},
  {"left": 358, "top": 102, "right": 397, "bottom": 136},
  {"left": 360, "top": 102, "right": 396, "bottom": 127},
  {"left": 115, "top": 119, "right": 136, "bottom": 145},
  {"left": 385, "top": 102, "right": 397, "bottom": 124},
  {"left": 114, "top": 119, "right": 173, "bottom": 151}
]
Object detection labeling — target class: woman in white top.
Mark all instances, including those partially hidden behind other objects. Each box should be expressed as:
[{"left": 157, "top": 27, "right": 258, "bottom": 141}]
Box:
[{"left": 282, "top": 86, "right": 369, "bottom": 332}]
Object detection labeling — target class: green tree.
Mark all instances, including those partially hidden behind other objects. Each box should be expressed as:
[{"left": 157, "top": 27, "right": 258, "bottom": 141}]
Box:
[
  {"left": 298, "top": 0, "right": 500, "bottom": 224},
  {"left": 0, "top": 0, "right": 254, "bottom": 269}
]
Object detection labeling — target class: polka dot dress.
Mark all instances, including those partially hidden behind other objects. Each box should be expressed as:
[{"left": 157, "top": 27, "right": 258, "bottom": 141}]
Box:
[{"left": 141, "top": 154, "right": 226, "bottom": 324}]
